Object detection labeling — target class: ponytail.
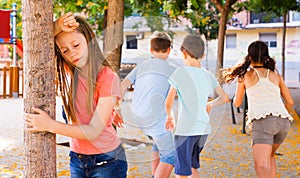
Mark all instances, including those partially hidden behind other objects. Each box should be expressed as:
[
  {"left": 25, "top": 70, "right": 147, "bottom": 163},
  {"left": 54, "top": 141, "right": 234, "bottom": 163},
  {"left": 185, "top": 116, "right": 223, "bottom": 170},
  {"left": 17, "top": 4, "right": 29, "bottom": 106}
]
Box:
[
  {"left": 223, "top": 57, "right": 251, "bottom": 83},
  {"left": 223, "top": 40, "right": 276, "bottom": 83},
  {"left": 263, "top": 57, "right": 276, "bottom": 71}
]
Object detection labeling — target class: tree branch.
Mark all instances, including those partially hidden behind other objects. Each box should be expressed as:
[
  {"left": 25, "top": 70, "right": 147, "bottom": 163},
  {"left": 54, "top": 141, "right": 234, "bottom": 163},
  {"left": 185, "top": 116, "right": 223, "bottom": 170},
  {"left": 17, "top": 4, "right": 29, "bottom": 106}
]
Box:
[{"left": 211, "top": 0, "right": 224, "bottom": 13}]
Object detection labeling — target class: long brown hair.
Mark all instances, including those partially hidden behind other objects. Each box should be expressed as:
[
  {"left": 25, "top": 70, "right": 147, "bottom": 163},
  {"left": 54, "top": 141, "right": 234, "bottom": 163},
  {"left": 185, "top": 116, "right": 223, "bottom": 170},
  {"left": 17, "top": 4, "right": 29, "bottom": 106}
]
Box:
[
  {"left": 223, "top": 40, "right": 276, "bottom": 83},
  {"left": 55, "top": 16, "right": 112, "bottom": 123}
]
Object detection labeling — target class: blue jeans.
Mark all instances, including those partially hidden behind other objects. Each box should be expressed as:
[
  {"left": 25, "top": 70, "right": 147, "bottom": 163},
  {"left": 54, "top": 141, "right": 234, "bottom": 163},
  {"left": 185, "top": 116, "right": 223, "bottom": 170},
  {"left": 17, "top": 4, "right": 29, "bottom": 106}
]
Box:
[{"left": 69, "top": 144, "right": 127, "bottom": 178}]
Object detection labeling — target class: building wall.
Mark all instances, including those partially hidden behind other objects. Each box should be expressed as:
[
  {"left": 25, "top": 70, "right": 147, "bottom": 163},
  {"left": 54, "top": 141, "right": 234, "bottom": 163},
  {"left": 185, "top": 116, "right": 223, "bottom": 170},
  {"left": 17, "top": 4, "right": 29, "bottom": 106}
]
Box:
[
  {"left": 121, "top": 30, "right": 189, "bottom": 64},
  {"left": 225, "top": 27, "right": 300, "bottom": 84},
  {"left": 232, "top": 10, "right": 249, "bottom": 27},
  {"left": 285, "top": 28, "right": 300, "bottom": 61},
  {"left": 121, "top": 24, "right": 299, "bottom": 84},
  {"left": 226, "top": 27, "right": 300, "bottom": 63}
]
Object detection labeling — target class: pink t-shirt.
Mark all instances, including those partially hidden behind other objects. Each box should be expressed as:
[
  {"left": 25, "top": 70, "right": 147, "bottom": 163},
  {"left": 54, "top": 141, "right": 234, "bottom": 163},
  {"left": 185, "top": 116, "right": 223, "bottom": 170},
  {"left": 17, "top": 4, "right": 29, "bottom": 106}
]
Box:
[{"left": 70, "top": 66, "right": 121, "bottom": 154}]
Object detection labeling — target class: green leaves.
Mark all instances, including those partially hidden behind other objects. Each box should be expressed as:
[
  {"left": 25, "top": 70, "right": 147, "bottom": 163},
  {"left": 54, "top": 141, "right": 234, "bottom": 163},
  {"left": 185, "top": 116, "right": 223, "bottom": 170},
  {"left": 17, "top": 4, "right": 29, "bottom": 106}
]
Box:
[
  {"left": 53, "top": 0, "right": 108, "bottom": 34},
  {"left": 166, "top": 0, "right": 219, "bottom": 41},
  {"left": 238, "top": 0, "right": 300, "bottom": 16},
  {"left": 0, "top": 0, "right": 220, "bottom": 40}
]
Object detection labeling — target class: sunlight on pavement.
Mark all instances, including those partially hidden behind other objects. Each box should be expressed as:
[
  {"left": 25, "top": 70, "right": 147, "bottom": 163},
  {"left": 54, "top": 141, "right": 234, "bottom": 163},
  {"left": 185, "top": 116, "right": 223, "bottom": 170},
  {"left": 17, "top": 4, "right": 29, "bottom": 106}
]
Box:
[{"left": 0, "top": 137, "right": 15, "bottom": 152}]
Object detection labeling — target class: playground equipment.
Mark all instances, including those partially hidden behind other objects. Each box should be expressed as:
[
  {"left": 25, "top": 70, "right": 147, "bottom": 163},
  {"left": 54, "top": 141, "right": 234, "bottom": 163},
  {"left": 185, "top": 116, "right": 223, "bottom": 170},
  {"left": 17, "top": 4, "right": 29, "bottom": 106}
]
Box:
[{"left": 0, "top": 4, "right": 22, "bottom": 98}]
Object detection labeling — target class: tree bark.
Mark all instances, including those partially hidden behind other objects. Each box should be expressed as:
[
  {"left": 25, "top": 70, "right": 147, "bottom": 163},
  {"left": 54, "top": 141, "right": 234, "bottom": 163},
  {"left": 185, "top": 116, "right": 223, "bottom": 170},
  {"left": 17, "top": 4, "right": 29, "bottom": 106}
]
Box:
[
  {"left": 205, "top": 40, "right": 209, "bottom": 70},
  {"left": 104, "top": 0, "right": 124, "bottom": 73},
  {"left": 22, "top": 0, "right": 56, "bottom": 177},
  {"left": 211, "top": 0, "right": 238, "bottom": 75},
  {"left": 216, "top": 9, "right": 229, "bottom": 70},
  {"left": 282, "top": 11, "right": 287, "bottom": 79}
]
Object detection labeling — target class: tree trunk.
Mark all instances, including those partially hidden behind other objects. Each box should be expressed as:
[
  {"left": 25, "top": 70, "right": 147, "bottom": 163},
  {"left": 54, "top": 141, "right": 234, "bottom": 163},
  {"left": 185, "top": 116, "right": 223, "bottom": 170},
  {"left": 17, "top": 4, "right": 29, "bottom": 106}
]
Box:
[
  {"left": 211, "top": 0, "right": 238, "bottom": 77},
  {"left": 215, "top": 8, "right": 230, "bottom": 85},
  {"left": 216, "top": 9, "right": 229, "bottom": 71},
  {"left": 104, "top": 0, "right": 124, "bottom": 73},
  {"left": 282, "top": 11, "right": 287, "bottom": 79},
  {"left": 205, "top": 40, "right": 209, "bottom": 70},
  {"left": 102, "top": 9, "right": 108, "bottom": 52},
  {"left": 22, "top": 0, "right": 56, "bottom": 177}
]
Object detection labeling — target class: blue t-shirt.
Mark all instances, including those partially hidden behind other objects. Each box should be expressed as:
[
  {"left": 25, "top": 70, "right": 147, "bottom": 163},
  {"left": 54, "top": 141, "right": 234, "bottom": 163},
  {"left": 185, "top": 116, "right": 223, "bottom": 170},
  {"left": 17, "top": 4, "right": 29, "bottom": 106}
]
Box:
[
  {"left": 168, "top": 66, "right": 219, "bottom": 136},
  {"left": 125, "top": 57, "right": 178, "bottom": 136}
]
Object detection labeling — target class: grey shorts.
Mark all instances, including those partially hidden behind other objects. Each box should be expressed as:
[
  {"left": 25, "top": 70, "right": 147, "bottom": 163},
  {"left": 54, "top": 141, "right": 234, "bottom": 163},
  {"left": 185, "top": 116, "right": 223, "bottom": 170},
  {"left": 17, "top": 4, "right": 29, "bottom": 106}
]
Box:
[{"left": 252, "top": 115, "right": 291, "bottom": 145}]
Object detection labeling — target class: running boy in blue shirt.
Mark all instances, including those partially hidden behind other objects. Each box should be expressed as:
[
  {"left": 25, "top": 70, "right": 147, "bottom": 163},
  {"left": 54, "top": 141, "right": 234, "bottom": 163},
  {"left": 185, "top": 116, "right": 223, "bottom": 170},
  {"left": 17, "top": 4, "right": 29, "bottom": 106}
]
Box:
[
  {"left": 165, "top": 34, "right": 228, "bottom": 177},
  {"left": 121, "top": 31, "right": 178, "bottom": 178}
]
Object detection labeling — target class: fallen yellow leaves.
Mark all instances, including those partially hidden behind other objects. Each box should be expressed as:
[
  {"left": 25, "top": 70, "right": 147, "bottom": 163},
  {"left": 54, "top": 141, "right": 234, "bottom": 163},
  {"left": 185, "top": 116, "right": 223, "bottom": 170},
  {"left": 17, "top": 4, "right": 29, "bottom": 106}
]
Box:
[
  {"left": 239, "top": 163, "right": 249, "bottom": 167},
  {"left": 290, "top": 109, "right": 299, "bottom": 121},
  {"left": 11, "top": 163, "right": 17, "bottom": 169},
  {"left": 230, "top": 127, "right": 238, "bottom": 134},
  {"left": 0, "top": 102, "right": 298, "bottom": 177},
  {"left": 0, "top": 168, "right": 20, "bottom": 177},
  {"left": 129, "top": 166, "right": 138, "bottom": 172},
  {"left": 57, "top": 170, "right": 70, "bottom": 177},
  {"left": 201, "top": 156, "right": 215, "bottom": 161}
]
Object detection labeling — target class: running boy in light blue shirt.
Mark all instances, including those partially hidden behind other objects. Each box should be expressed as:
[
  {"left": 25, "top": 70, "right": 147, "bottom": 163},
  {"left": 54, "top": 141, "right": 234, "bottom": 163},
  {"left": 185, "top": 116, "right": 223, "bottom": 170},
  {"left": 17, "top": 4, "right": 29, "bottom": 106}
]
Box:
[
  {"left": 121, "top": 31, "right": 179, "bottom": 178},
  {"left": 165, "top": 34, "right": 228, "bottom": 177}
]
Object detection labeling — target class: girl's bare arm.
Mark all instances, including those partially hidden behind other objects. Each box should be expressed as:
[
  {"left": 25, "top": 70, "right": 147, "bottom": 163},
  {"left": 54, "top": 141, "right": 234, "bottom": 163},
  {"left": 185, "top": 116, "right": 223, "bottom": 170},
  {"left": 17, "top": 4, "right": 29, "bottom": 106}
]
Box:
[
  {"left": 233, "top": 79, "right": 246, "bottom": 107},
  {"left": 53, "top": 12, "right": 79, "bottom": 36},
  {"left": 278, "top": 74, "right": 294, "bottom": 112},
  {"left": 25, "top": 96, "right": 115, "bottom": 140}
]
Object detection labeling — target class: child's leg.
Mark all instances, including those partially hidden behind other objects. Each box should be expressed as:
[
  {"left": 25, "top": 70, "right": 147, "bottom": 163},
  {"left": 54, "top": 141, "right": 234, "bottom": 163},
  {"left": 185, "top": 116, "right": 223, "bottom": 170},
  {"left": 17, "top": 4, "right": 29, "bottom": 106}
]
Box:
[
  {"left": 190, "top": 135, "right": 207, "bottom": 178},
  {"left": 152, "top": 132, "right": 175, "bottom": 178},
  {"left": 175, "top": 175, "right": 188, "bottom": 178},
  {"left": 270, "top": 144, "right": 280, "bottom": 178},
  {"left": 251, "top": 116, "right": 291, "bottom": 178},
  {"left": 151, "top": 144, "right": 160, "bottom": 176},
  {"left": 269, "top": 118, "right": 291, "bottom": 178},
  {"left": 252, "top": 144, "right": 272, "bottom": 177},
  {"left": 190, "top": 168, "right": 200, "bottom": 178},
  {"left": 173, "top": 135, "right": 207, "bottom": 177},
  {"left": 155, "top": 162, "right": 174, "bottom": 178},
  {"left": 251, "top": 118, "right": 273, "bottom": 177},
  {"left": 174, "top": 136, "right": 196, "bottom": 177}
]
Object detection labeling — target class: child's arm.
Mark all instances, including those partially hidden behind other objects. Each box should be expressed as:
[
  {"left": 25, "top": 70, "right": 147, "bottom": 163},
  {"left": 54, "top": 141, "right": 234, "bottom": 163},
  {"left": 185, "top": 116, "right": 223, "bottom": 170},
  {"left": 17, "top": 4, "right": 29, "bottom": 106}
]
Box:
[
  {"left": 233, "top": 78, "right": 245, "bottom": 107},
  {"left": 111, "top": 78, "right": 132, "bottom": 128},
  {"left": 25, "top": 96, "right": 115, "bottom": 140},
  {"left": 120, "top": 78, "right": 132, "bottom": 100},
  {"left": 207, "top": 86, "right": 229, "bottom": 113},
  {"left": 112, "top": 99, "right": 124, "bottom": 128},
  {"left": 53, "top": 12, "right": 79, "bottom": 36},
  {"left": 165, "top": 87, "right": 176, "bottom": 131},
  {"left": 278, "top": 74, "right": 294, "bottom": 112}
]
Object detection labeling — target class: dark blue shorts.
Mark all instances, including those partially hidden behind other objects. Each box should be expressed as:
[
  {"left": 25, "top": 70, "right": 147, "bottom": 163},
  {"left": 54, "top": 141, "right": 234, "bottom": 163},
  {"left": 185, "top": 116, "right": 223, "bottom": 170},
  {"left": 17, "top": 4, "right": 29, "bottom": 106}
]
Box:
[
  {"left": 69, "top": 144, "right": 127, "bottom": 178},
  {"left": 174, "top": 135, "right": 208, "bottom": 176}
]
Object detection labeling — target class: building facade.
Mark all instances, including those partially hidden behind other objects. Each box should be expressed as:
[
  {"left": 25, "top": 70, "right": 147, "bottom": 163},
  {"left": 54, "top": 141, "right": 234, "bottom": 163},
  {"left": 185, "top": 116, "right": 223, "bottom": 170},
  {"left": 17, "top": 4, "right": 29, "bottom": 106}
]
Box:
[
  {"left": 226, "top": 10, "right": 300, "bottom": 85},
  {"left": 121, "top": 11, "right": 300, "bottom": 85}
]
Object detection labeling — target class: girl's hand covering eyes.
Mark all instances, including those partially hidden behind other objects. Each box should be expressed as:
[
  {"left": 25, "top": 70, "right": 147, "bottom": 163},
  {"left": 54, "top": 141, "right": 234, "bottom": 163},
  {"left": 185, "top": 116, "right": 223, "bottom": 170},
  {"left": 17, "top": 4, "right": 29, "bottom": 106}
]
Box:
[{"left": 54, "top": 12, "right": 79, "bottom": 36}]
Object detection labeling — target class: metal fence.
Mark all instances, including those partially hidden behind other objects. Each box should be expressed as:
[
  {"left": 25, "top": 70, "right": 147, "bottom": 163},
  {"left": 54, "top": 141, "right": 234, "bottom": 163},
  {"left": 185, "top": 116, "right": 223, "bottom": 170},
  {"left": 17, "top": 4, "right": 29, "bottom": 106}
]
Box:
[{"left": 0, "top": 60, "right": 23, "bottom": 98}]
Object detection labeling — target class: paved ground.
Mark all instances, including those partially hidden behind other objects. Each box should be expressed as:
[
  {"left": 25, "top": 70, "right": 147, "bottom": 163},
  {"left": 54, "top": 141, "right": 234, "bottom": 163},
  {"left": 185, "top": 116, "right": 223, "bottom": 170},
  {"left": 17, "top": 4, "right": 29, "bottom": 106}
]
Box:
[{"left": 0, "top": 85, "right": 299, "bottom": 178}]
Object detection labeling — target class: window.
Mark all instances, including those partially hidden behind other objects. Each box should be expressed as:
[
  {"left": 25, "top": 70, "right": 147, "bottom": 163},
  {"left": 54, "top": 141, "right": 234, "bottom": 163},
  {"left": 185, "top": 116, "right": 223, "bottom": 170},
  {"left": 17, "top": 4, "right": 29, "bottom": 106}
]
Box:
[
  {"left": 292, "top": 12, "right": 300, "bottom": 21},
  {"left": 226, "top": 34, "right": 237, "bottom": 48},
  {"left": 259, "top": 33, "right": 277, "bottom": 48},
  {"left": 126, "top": 35, "right": 137, "bottom": 49},
  {"left": 250, "top": 12, "right": 284, "bottom": 24}
]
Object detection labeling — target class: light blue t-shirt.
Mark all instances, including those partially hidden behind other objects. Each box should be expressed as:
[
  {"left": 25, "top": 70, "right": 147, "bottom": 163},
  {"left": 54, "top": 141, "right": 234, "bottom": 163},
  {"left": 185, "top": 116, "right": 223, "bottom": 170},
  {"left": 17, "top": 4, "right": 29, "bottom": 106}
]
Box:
[
  {"left": 125, "top": 58, "right": 178, "bottom": 136},
  {"left": 168, "top": 66, "right": 219, "bottom": 136}
]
